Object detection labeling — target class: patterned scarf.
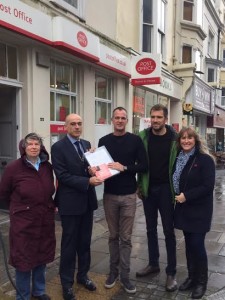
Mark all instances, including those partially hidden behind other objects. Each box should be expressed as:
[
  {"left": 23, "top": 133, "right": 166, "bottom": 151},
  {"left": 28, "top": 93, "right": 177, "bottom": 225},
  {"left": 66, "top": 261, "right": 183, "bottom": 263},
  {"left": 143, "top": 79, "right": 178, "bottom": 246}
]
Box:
[{"left": 173, "top": 148, "right": 195, "bottom": 194}]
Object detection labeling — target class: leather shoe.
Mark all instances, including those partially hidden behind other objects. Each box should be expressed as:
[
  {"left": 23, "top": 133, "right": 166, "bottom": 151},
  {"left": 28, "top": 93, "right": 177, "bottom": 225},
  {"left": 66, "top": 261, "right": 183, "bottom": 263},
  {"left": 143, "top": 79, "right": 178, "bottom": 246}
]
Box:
[
  {"left": 191, "top": 284, "right": 207, "bottom": 299},
  {"left": 179, "top": 277, "right": 195, "bottom": 291},
  {"left": 136, "top": 265, "right": 160, "bottom": 277},
  {"left": 166, "top": 275, "right": 178, "bottom": 292},
  {"left": 32, "top": 295, "right": 51, "bottom": 300},
  {"left": 62, "top": 288, "right": 76, "bottom": 300},
  {"left": 77, "top": 278, "right": 96, "bottom": 291}
]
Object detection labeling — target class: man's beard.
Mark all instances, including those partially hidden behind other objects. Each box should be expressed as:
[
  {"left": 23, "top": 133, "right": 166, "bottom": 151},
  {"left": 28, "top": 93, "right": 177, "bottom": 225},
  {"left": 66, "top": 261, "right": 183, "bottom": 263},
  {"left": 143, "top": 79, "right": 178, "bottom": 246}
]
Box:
[{"left": 152, "top": 124, "right": 165, "bottom": 133}]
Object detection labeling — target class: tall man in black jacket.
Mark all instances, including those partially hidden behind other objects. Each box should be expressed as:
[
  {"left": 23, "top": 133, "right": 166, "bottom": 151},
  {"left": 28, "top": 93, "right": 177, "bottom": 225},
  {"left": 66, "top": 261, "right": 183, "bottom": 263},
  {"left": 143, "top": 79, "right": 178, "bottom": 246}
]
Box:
[
  {"left": 98, "top": 107, "right": 148, "bottom": 294},
  {"left": 51, "top": 113, "right": 103, "bottom": 300}
]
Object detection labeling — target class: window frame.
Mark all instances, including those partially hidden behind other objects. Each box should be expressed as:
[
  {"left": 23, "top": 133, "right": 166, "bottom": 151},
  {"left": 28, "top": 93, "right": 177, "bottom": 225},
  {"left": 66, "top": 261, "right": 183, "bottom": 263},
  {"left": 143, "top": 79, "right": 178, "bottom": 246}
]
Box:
[
  {"left": 221, "top": 88, "right": 225, "bottom": 106},
  {"left": 222, "top": 49, "right": 225, "bottom": 68},
  {"left": 95, "top": 73, "right": 113, "bottom": 125},
  {"left": 142, "top": 0, "right": 153, "bottom": 53},
  {"left": 0, "top": 43, "right": 18, "bottom": 80},
  {"left": 49, "top": 0, "right": 85, "bottom": 19},
  {"left": 158, "top": 30, "right": 165, "bottom": 60},
  {"left": 50, "top": 59, "right": 78, "bottom": 122},
  {"left": 207, "top": 67, "right": 215, "bottom": 82},
  {"left": 183, "top": 0, "right": 194, "bottom": 21},
  {"left": 157, "top": 0, "right": 166, "bottom": 60},
  {"left": 182, "top": 45, "right": 192, "bottom": 63},
  {"left": 208, "top": 30, "right": 214, "bottom": 57}
]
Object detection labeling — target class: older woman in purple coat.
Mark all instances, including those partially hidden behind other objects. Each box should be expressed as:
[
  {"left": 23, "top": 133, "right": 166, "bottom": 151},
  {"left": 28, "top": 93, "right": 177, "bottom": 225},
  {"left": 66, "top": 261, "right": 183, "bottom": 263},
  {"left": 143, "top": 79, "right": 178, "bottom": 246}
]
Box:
[{"left": 0, "top": 133, "right": 56, "bottom": 300}]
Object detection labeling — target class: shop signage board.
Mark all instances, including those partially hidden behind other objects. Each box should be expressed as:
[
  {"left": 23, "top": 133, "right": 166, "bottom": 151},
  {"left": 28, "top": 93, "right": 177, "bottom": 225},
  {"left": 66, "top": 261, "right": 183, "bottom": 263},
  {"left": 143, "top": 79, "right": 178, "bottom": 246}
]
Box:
[
  {"left": 193, "top": 78, "right": 211, "bottom": 114},
  {"left": 131, "top": 54, "right": 161, "bottom": 86},
  {"left": 50, "top": 124, "right": 67, "bottom": 134},
  {"left": 52, "top": 16, "right": 100, "bottom": 62},
  {"left": 98, "top": 44, "right": 131, "bottom": 77},
  {"left": 0, "top": 0, "right": 52, "bottom": 43},
  {"left": 0, "top": 0, "right": 131, "bottom": 76}
]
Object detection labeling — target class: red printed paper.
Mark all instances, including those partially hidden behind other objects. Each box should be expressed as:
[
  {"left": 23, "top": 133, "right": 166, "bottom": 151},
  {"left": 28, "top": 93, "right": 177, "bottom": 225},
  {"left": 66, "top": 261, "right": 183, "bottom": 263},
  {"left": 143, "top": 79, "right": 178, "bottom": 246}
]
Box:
[{"left": 95, "top": 163, "right": 112, "bottom": 180}]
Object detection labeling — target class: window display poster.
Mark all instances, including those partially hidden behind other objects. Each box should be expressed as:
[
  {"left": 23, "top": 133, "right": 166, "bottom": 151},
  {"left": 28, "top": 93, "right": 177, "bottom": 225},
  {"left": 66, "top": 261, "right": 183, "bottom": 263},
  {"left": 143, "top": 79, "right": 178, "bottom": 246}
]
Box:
[{"left": 139, "top": 118, "right": 151, "bottom": 131}]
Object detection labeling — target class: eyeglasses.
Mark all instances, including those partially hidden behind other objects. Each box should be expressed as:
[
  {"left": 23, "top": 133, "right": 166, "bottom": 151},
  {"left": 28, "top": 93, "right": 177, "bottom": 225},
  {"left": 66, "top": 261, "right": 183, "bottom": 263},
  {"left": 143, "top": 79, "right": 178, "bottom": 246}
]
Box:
[
  {"left": 69, "top": 122, "right": 82, "bottom": 126},
  {"left": 113, "top": 117, "right": 127, "bottom": 121}
]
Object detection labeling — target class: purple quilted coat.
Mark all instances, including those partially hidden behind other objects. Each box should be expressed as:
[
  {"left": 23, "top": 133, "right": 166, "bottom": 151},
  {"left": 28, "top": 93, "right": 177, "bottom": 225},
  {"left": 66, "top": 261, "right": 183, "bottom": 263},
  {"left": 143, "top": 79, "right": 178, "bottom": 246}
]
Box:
[{"left": 0, "top": 140, "right": 56, "bottom": 272}]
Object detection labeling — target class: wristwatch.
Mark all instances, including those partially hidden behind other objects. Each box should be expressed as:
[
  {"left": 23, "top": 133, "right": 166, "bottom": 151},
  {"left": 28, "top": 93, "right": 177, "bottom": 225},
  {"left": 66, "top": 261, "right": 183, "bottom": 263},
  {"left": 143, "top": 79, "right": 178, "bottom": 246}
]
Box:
[{"left": 123, "top": 166, "right": 128, "bottom": 171}]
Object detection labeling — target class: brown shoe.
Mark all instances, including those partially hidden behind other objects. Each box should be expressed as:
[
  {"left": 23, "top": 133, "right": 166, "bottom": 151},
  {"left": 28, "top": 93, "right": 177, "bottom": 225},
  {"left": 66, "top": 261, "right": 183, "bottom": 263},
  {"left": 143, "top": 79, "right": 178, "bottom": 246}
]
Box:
[
  {"left": 166, "top": 275, "right": 177, "bottom": 292},
  {"left": 136, "top": 265, "right": 160, "bottom": 277}
]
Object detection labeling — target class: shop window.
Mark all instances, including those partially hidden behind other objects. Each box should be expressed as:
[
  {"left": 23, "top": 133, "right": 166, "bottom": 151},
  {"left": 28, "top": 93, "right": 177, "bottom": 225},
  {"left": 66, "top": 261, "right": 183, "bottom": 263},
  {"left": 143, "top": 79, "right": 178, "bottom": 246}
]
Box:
[
  {"left": 183, "top": 0, "right": 194, "bottom": 21},
  {"left": 142, "top": 0, "right": 153, "bottom": 52},
  {"left": 158, "top": 96, "right": 168, "bottom": 107},
  {"left": 50, "top": 60, "right": 78, "bottom": 122},
  {"left": 95, "top": 102, "right": 111, "bottom": 125},
  {"left": 95, "top": 74, "right": 113, "bottom": 125},
  {"left": 132, "top": 88, "right": 158, "bottom": 134},
  {"left": 182, "top": 45, "right": 192, "bottom": 63},
  {"left": 0, "top": 43, "right": 17, "bottom": 79},
  {"left": 145, "top": 90, "right": 158, "bottom": 117}
]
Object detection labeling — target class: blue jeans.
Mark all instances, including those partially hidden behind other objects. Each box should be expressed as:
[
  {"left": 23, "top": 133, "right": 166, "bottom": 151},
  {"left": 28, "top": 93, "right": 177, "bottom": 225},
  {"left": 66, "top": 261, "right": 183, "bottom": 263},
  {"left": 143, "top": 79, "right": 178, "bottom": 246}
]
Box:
[
  {"left": 16, "top": 264, "right": 46, "bottom": 300},
  {"left": 143, "top": 183, "right": 176, "bottom": 275}
]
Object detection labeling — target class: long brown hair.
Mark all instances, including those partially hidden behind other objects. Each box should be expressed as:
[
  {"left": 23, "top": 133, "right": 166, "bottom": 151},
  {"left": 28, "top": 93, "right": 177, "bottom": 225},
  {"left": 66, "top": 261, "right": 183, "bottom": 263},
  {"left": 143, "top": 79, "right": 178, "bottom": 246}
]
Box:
[{"left": 177, "top": 127, "right": 215, "bottom": 162}]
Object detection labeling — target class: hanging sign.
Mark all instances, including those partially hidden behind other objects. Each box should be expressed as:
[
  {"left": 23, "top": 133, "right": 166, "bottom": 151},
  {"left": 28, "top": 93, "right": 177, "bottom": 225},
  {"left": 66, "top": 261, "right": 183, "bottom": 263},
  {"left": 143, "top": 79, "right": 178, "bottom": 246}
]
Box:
[{"left": 131, "top": 54, "right": 161, "bottom": 86}]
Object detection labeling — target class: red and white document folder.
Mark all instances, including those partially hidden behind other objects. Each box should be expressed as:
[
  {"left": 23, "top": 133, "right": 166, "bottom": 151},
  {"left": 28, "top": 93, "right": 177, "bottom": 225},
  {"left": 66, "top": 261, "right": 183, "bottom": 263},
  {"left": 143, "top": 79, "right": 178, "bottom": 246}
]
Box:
[{"left": 84, "top": 146, "right": 120, "bottom": 180}]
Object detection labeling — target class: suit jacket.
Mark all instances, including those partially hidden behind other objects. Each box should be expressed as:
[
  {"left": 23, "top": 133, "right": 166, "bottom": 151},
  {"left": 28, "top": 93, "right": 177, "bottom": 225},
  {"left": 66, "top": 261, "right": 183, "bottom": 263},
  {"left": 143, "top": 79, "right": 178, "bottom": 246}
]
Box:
[
  {"left": 51, "top": 136, "right": 98, "bottom": 215},
  {"left": 174, "top": 150, "right": 215, "bottom": 233}
]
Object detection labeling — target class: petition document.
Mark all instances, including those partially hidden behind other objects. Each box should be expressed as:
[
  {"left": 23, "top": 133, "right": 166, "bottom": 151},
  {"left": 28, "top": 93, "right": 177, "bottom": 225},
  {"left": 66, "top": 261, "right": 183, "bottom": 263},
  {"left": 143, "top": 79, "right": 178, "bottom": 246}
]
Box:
[{"left": 84, "top": 146, "right": 120, "bottom": 180}]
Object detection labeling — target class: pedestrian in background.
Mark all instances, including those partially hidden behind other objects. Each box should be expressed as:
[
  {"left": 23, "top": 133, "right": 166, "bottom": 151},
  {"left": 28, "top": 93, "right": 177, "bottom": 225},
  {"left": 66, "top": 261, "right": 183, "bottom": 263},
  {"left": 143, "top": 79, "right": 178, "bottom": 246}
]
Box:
[
  {"left": 173, "top": 127, "right": 215, "bottom": 299},
  {"left": 0, "top": 133, "right": 56, "bottom": 300},
  {"left": 136, "top": 104, "right": 178, "bottom": 292},
  {"left": 98, "top": 107, "right": 148, "bottom": 294},
  {"left": 51, "top": 114, "right": 103, "bottom": 300}
]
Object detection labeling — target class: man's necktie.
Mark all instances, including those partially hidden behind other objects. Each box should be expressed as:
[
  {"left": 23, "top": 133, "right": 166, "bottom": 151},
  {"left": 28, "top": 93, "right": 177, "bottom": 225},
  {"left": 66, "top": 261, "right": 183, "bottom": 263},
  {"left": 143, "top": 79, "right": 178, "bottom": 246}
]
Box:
[{"left": 74, "top": 140, "right": 83, "bottom": 158}]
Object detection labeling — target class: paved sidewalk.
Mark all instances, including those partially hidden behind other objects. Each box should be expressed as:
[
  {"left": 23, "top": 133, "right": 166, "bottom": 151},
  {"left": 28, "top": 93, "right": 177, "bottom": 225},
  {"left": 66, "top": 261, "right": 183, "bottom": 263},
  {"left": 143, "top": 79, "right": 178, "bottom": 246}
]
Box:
[{"left": 1, "top": 168, "right": 225, "bottom": 299}]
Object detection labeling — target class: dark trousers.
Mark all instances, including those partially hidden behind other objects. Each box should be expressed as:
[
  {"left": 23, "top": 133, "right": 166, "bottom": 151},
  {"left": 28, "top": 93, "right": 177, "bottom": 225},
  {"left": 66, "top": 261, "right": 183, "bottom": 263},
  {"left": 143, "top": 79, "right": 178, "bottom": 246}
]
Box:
[
  {"left": 183, "top": 231, "right": 207, "bottom": 266},
  {"left": 60, "top": 210, "right": 93, "bottom": 289},
  {"left": 143, "top": 183, "right": 176, "bottom": 275}
]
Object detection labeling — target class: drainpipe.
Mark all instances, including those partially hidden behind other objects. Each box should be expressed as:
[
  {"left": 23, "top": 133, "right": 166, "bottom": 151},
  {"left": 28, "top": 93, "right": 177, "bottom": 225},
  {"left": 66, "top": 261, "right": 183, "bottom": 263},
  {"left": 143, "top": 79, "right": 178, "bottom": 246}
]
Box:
[{"left": 172, "top": 0, "right": 177, "bottom": 64}]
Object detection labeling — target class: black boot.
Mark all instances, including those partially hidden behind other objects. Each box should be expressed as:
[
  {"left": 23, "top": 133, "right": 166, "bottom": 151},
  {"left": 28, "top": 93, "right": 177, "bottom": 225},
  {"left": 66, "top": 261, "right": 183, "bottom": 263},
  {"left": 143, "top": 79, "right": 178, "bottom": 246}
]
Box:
[
  {"left": 179, "top": 277, "right": 195, "bottom": 291},
  {"left": 191, "top": 264, "right": 208, "bottom": 299},
  {"left": 179, "top": 263, "right": 196, "bottom": 291}
]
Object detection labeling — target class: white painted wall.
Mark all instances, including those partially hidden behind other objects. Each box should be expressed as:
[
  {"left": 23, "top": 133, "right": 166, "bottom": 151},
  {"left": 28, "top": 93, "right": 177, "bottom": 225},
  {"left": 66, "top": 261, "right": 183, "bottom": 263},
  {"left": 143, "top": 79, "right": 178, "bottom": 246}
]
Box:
[{"left": 31, "top": 49, "right": 51, "bottom": 152}]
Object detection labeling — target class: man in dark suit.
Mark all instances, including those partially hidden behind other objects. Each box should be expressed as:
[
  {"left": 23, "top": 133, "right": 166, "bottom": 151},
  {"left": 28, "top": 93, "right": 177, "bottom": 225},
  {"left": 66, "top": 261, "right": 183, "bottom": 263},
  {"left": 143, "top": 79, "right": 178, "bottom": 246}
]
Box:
[{"left": 51, "top": 113, "right": 103, "bottom": 300}]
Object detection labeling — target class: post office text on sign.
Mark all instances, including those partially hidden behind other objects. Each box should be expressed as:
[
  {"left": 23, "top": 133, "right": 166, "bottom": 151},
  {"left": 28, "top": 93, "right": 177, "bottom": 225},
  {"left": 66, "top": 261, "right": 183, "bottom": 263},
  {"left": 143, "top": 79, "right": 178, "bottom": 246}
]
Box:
[{"left": 0, "top": 3, "right": 33, "bottom": 24}]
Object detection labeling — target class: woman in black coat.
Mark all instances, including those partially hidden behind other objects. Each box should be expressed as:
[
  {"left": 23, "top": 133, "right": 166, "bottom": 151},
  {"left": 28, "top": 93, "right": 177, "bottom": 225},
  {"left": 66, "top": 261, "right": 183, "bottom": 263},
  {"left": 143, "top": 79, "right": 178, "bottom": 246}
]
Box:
[{"left": 173, "top": 127, "right": 215, "bottom": 299}]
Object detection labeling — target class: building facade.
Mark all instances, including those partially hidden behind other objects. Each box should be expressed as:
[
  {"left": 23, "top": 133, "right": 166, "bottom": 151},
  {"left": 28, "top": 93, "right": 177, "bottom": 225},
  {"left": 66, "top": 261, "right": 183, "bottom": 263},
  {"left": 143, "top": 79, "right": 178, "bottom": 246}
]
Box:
[
  {"left": 0, "top": 0, "right": 133, "bottom": 178},
  {"left": 1, "top": 0, "right": 225, "bottom": 180},
  {"left": 172, "top": 0, "right": 225, "bottom": 151}
]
